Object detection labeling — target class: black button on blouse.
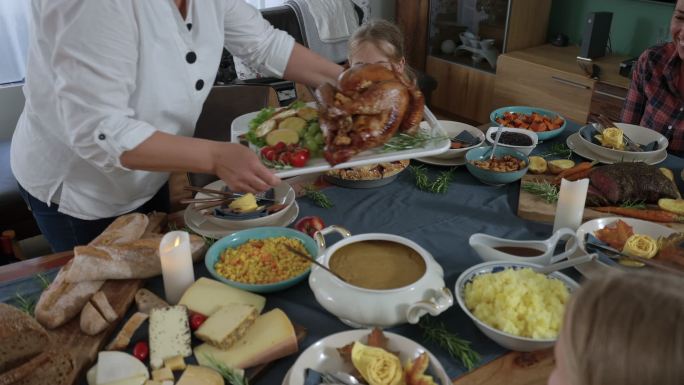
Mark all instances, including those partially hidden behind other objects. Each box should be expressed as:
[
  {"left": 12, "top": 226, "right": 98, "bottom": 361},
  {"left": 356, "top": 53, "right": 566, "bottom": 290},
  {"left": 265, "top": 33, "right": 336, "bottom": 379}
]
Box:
[
  {"left": 186, "top": 23, "right": 192, "bottom": 31},
  {"left": 186, "top": 51, "right": 197, "bottom": 64},
  {"left": 195, "top": 79, "right": 204, "bottom": 91}
]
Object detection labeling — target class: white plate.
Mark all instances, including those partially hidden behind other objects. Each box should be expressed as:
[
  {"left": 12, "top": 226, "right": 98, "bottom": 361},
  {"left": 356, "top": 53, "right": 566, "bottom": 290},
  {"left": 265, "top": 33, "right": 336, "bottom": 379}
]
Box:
[
  {"left": 430, "top": 120, "right": 485, "bottom": 160},
  {"left": 415, "top": 156, "right": 466, "bottom": 167},
  {"left": 577, "top": 123, "right": 668, "bottom": 162},
  {"left": 568, "top": 216, "right": 677, "bottom": 277},
  {"left": 281, "top": 368, "right": 291, "bottom": 385},
  {"left": 288, "top": 330, "right": 450, "bottom": 385},
  {"left": 567, "top": 133, "right": 667, "bottom": 165},
  {"left": 184, "top": 201, "right": 299, "bottom": 239},
  {"left": 232, "top": 107, "right": 451, "bottom": 178}
]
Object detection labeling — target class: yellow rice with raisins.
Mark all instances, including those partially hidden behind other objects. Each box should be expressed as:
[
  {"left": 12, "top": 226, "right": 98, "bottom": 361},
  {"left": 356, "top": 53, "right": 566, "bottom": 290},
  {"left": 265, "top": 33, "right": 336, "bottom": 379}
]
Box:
[{"left": 215, "top": 237, "right": 311, "bottom": 284}]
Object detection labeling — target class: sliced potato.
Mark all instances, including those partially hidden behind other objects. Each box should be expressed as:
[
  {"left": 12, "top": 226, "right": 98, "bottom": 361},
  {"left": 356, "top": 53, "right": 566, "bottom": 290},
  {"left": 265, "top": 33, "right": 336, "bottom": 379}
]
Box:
[
  {"left": 660, "top": 167, "right": 675, "bottom": 182},
  {"left": 528, "top": 156, "right": 547, "bottom": 174},
  {"left": 265, "top": 128, "right": 299, "bottom": 146},
  {"left": 547, "top": 159, "right": 576, "bottom": 174},
  {"left": 658, "top": 198, "right": 684, "bottom": 215},
  {"left": 255, "top": 119, "right": 277, "bottom": 138},
  {"left": 296, "top": 107, "right": 318, "bottom": 121},
  {"left": 278, "top": 117, "right": 307, "bottom": 136}
]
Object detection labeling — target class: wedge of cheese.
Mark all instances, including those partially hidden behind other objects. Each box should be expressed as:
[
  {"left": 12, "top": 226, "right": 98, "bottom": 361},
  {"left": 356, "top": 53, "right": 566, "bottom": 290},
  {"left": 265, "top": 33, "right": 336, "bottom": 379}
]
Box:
[
  {"left": 93, "top": 351, "right": 149, "bottom": 385},
  {"left": 195, "top": 304, "right": 258, "bottom": 349},
  {"left": 194, "top": 308, "right": 297, "bottom": 369},
  {"left": 149, "top": 306, "right": 192, "bottom": 369},
  {"left": 176, "top": 365, "right": 223, "bottom": 385},
  {"left": 178, "top": 277, "right": 265, "bottom": 316}
]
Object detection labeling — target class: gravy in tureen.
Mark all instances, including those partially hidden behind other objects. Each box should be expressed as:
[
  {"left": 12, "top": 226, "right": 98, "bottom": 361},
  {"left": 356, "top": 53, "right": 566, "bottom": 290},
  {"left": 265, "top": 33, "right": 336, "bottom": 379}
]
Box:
[{"left": 329, "top": 240, "right": 426, "bottom": 290}]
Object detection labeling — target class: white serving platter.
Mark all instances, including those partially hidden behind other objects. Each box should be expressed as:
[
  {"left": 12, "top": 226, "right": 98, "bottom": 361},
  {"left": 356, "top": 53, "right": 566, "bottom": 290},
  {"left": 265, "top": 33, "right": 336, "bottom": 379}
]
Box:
[
  {"left": 567, "top": 133, "right": 667, "bottom": 165},
  {"left": 231, "top": 106, "right": 450, "bottom": 178}
]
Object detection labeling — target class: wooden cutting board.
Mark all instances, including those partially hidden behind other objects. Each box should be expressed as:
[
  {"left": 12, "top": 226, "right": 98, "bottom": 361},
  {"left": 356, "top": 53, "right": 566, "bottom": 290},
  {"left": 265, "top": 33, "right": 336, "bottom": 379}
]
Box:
[
  {"left": 453, "top": 349, "right": 554, "bottom": 385},
  {"left": 517, "top": 174, "right": 684, "bottom": 232}
]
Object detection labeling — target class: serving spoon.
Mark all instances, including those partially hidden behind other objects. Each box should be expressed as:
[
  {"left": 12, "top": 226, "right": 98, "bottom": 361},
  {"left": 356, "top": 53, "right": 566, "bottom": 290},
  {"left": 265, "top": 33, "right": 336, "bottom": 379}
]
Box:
[
  {"left": 533, "top": 253, "right": 597, "bottom": 274},
  {"left": 489, "top": 125, "right": 504, "bottom": 160},
  {"left": 282, "top": 245, "right": 348, "bottom": 283}
]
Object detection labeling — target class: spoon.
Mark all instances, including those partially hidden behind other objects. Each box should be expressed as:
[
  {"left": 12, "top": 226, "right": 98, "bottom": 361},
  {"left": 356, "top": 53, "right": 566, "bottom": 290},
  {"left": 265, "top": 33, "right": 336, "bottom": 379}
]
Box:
[
  {"left": 533, "top": 253, "right": 597, "bottom": 274},
  {"left": 282, "top": 245, "right": 348, "bottom": 283},
  {"left": 489, "top": 125, "right": 504, "bottom": 160}
]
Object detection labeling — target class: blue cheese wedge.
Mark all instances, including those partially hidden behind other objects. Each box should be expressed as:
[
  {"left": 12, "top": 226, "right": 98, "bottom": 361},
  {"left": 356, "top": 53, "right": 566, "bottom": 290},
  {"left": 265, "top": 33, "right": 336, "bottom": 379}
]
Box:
[{"left": 149, "top": 306, "right": 192, "bottom": 369}]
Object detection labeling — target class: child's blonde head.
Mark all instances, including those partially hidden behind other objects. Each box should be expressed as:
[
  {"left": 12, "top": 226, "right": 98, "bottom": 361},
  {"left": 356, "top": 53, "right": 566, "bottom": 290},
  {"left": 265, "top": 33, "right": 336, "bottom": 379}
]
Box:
[
  {"left": 558, "top": 270, "right": 684, "bottom": 385},
  {"left": 348, "top": 19, "right": 405, "bottom": 65}
]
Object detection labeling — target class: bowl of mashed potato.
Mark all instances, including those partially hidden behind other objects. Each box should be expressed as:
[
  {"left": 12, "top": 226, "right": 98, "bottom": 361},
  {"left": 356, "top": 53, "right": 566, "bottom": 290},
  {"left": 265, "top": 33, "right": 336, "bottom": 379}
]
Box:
[{"left": 455, "top": 261, "right": 579, "bottom": 351}]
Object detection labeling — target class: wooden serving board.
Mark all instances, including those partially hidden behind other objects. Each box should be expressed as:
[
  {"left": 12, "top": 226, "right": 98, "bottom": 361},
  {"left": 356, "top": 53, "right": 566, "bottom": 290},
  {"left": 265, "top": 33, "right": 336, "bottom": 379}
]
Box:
[
  {"left": 452, "top": 349, "right": 554, "bottom": 385},
  {"left": 517, "top": 174, "right": 684, "bottom": 232},
  {"left": 48, "top": 276, "right": 144, "bottom": 385}
]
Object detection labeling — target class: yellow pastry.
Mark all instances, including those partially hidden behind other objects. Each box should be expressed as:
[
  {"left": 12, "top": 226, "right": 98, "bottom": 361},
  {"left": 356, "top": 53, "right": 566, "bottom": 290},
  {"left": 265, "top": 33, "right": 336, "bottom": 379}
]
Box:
[
  {"left": 228, "top": 193, "right": 258, "bottom": 213},
  {"left": 621, "top": 234, "right": 658, "bottom": 267},
  {"left": 351, "top": 342, "right": 405, "bottom": 385},
  {"left": 595, "top": 127, "right": 624, "bottom": 150}
]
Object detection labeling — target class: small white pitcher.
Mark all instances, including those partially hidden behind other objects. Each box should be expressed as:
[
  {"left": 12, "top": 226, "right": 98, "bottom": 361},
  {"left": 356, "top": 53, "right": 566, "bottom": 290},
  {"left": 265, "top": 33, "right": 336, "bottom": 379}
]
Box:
[{"left": 469, "top": 228, "right": 577, "bottom": 265}]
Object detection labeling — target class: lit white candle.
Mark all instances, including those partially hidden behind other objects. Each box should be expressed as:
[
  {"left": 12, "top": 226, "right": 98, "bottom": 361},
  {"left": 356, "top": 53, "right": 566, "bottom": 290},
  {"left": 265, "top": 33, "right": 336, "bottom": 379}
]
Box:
[
  {"left": 159, "top": 231, "right": 195, "bottom": 304},
  {"left": 553, "top": 178, "right": 590, "bottom": 233}
]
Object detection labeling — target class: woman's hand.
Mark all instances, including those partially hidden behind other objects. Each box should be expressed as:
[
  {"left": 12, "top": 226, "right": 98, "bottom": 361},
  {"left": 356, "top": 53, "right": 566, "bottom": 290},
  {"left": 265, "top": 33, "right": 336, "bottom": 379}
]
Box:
[{"left": 212, "top": 142, "right": 281, "bottom": 193}]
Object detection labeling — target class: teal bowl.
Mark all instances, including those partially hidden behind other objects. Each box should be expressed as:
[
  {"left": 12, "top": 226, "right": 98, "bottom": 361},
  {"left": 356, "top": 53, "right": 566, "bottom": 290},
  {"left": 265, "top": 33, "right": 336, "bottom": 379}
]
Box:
[
  {"left": 490, "top": 106, "right": 566, "bottom": 142},
  {"left": 205, "top": 227, "right": 318, "bottom": 293},
  {"left": 465, "top": 146, "right": 529, "bottom": 186}
]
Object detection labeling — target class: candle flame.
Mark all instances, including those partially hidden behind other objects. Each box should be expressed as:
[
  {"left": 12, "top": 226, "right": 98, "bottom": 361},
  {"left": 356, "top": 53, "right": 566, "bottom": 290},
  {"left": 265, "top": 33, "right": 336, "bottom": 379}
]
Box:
[{"left": 174, "top": 236, "right": 180, "bottom": 248}]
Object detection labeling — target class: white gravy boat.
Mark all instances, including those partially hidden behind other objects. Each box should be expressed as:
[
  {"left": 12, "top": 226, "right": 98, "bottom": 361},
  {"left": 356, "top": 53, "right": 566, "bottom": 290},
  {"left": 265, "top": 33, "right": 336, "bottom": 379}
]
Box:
[{"left": 469, "top": 228, "right": 577, "bottom": 265}]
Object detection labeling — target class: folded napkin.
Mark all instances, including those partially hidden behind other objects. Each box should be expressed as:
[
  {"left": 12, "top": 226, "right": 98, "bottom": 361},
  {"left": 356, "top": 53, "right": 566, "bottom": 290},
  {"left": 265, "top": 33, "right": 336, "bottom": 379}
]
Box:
[
  {"left": 578, "top": 125, "right": 659, "bottom": 151},
  {"left": 584, "top": 233, "right": 619, "bottom": 266},
  {"left": 304, "top": 368, "right": 324, "bottom": 385},
  {"left": 453, "top": 130, "right": 480, "bottom": 147}
]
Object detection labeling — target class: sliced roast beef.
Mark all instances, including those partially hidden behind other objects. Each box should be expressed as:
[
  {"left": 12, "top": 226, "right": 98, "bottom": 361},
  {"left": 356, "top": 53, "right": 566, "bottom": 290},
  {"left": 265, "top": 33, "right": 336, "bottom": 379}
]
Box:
[
  {"left": 589, "top": 162, "right": 679, "bottom": 204},
  {"left": 585, "top": 184, "right": 610, "bottom": 207}
]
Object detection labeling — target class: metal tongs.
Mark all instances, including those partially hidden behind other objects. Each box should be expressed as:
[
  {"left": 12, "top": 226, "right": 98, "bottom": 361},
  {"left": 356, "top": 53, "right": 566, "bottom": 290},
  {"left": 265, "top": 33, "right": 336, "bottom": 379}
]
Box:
[
  {"left": 593, "top": 115, "right": 643, "bottom": 152},
  {"left": 584, "top": 235, "right": 683, "bottom": 275}
]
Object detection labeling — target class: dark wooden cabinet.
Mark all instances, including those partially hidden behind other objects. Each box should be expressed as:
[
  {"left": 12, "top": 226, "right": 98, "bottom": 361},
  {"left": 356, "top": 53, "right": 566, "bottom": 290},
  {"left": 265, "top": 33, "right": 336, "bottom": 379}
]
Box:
[{"left": 396, "top": 0, "right": 429, "bottom": 71}]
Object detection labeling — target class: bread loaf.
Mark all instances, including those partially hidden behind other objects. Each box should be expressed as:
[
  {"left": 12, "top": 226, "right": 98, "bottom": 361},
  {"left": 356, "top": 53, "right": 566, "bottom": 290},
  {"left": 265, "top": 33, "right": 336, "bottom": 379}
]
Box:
[
  {"left": 142, "top": 212, "right": 168, "bottom": 238},
  {"left": 0, "top": 304, "right": 50, "bottom": 373},
  {"left": 135, "top": 289, "right": 169, "bottom": 315},
  {"left": 80, "top": 301, "right": 109, "bottom": 336},
  {"left": 0, "top": 352, "right": 50, "bottom": 385},
  {"left": 90, "top": 291, "right": 118, "bottom": 323},
  {"left": 34, "top": 261, "right": 105, "bottom": 330},
  {"left": 90, "top": 213, "right": 149, "bottom": 247},
  {"left": 64, "top": 235, "right": 207, "bottom": 283},
  {"left": 106, "top": 312, "right": 149, "bottom": 351},
  {"left": 9, "top": 351, "right": 75, "bottom": 385}
]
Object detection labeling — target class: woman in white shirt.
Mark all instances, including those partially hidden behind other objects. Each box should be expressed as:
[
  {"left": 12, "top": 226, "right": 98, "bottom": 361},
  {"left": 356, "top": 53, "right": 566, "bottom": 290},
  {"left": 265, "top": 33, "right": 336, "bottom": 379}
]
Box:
[{"left": 11, "top": 0, "right": 343, "bottom": 252}]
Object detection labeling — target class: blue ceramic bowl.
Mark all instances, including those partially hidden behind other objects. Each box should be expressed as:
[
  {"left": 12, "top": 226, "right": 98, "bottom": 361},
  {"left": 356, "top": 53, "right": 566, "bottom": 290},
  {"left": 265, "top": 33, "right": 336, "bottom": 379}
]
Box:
[
  {"left": 490, "top": 106, "right": 566, "bottom": 142},
  {"left": 465, "top": 146, "right": 529, "bottom": 186},
  {"left": 205, "top": 227, "right": 318, "bottom": 293}
]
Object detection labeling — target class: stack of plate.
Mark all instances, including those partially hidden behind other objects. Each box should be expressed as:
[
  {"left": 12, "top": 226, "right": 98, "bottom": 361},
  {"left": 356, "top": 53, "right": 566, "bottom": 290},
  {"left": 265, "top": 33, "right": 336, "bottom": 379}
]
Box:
[
  {"left": 567, "top": 123, "right": 668, "bottom": 165},
  {"left": 184, "top": 180, "right": 299, "bottom": 239},
  {"left": 416, "top": 120, "right": 485, "bottom": 167}
]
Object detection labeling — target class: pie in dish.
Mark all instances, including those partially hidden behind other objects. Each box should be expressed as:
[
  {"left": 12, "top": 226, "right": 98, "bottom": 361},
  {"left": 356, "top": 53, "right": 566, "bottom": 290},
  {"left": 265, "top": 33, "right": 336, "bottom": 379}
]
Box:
[{"left": 325, "top": 160, "right": 410, "bottom": 181}]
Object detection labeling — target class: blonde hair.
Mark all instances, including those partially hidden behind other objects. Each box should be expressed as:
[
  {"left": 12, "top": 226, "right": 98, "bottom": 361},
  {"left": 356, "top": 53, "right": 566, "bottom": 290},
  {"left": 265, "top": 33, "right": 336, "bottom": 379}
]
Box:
[
  {"left": 348, "top": 19, "right": 405, "bottom": 64},
  {"left": 561, "top": 270, "right": 684, "bottom": 385}
]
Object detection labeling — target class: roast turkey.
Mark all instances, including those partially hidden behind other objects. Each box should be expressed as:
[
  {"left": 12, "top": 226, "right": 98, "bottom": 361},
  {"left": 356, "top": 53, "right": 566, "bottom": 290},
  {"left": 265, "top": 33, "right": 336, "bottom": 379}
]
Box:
[{"left": 315, "top": 63, "right": 424, "bottom": 165}]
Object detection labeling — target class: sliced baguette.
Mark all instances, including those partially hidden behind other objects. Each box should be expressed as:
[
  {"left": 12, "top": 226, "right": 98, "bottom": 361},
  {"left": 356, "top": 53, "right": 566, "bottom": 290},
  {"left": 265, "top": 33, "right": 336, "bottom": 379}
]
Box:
[
  {"left": 89, "top": 213, "right": 149, "bottom": 247},
  {"left": 80, "top": 302, "right": 109, "bottom": 336},
  {"left": 106, "top": 312, "right": 149, "bottom": 351},
  {"left": 135, "top": 289, "right": 169, "bottom": 315},
  {"left": 91, "top": 291, "right": 118, "bottom": 323}
]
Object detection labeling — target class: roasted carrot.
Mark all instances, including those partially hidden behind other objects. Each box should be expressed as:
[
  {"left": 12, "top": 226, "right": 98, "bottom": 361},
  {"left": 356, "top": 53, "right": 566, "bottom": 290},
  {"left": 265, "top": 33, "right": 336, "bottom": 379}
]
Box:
[
  {"left": 564, "top": 168, "right": 594, "bottom": 181},
  {"left": 592, "top": 207, "right": 684, "bottom": 222},
  {"left": 555, "top": 161, "right": 598, "bottom": 182}
]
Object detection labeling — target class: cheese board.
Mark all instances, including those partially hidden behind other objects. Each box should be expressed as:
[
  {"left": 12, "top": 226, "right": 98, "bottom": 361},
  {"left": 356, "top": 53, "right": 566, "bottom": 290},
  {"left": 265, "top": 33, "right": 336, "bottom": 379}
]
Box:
[{"left": 517, "top": 174, "right": 684, "bottom": 232}]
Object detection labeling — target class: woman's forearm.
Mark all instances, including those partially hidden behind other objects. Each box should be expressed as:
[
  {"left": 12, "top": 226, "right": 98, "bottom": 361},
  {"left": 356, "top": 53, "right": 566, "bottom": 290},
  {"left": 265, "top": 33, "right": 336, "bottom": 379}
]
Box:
[
  {"left": 283, "top": 43, "right": 344, "bottom": 87},
  {"left": 120, "top": 131, "right": 218, "bottom": 174}
]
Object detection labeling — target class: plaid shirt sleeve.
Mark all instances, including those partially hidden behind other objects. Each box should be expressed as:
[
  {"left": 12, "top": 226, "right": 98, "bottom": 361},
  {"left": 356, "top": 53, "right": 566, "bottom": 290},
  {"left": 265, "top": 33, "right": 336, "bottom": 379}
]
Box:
[{"left": 620, "top": 53, "right": 647, "bottom": 124}]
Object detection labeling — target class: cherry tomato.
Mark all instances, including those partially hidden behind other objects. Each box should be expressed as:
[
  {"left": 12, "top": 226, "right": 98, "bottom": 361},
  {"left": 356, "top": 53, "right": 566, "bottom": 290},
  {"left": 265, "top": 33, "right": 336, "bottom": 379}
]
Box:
[
  {"left": 260, "top": 146, "right": 277, "bottom": 161},
  {"left": 289, "top": 150, "right": 310, "bottom": 167},
  {"left": 273, "top": 141, "right": 287, "bottom": 153},
  {"left": 190, "top": 313, "right": 207, "bottom": 330},
  {"left": 132, "top": 341, "right": 149, "bottom": 361}
]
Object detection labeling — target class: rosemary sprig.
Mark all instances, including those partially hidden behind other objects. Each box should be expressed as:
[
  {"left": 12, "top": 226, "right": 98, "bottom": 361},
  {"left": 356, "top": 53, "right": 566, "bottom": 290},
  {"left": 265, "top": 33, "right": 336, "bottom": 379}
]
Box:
[
  {"left": 36, "top": 273, "right": 52, "bottom": 290},
  {"left": 261, "top": 157, "right": 293, "bottom": 170},
  {"left": 14, "top": 292, "right": 36, "bottom": 316},
  {"left": 620, "top": 199, "right": 646, "bottom": 209},
  {"left": 537, "top": 143, "right": 573, "bottom": 159},
  {"left": 419, "top": 318, "right": 481, "bottom": 371},
  {"left": 204, "top": 355, "right": 249, "bottom": 385},
  {"left": 303, "top": 185, "right": 334, "bottom": 208},
  {"left": 382, "top": 132, "right": 447, "bottom": 152},
  {"left": 167, "top": 222, "right": 216, "bottom": 247},
  {"left": 521, "top": 181, "right": 559, "bottom": 203},
  {"left": 409, "top": 165, "right": 455, "bottom": 194}
]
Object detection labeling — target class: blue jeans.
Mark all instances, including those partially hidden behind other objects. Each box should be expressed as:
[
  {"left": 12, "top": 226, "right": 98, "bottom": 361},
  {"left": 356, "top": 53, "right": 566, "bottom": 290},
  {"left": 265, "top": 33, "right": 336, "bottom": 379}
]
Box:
[{"left": 18, "top": 183, "right": 170, "bottom": 253}]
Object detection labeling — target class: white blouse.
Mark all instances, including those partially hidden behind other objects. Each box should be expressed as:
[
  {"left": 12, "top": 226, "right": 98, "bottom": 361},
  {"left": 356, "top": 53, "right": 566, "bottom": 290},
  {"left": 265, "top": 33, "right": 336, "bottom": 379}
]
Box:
[{"left": 11, "top": 0, "right": 294, "bottom": 220}]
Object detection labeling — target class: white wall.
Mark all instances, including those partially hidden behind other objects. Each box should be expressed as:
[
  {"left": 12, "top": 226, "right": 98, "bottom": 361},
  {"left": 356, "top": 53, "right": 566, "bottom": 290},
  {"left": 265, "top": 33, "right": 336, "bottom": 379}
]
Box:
[
  {"left": 369, "top": 0, "right": 395, "bottom": 21},
  {"left": 0, "top": 85, "right": 25, "bottom": 141}
]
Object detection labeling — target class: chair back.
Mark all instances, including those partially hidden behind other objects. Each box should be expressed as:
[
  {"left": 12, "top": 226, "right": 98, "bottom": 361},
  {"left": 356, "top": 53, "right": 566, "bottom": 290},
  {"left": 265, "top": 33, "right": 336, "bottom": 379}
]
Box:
[{"left": 188, "top": 84, "right": 272, "bottom": 188}]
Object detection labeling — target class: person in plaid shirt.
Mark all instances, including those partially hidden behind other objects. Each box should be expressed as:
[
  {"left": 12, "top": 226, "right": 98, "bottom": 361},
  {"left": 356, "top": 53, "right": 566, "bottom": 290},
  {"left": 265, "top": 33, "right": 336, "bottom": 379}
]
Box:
[{"left": 621, "top": 1, "right": 684, "bottom": 155}]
